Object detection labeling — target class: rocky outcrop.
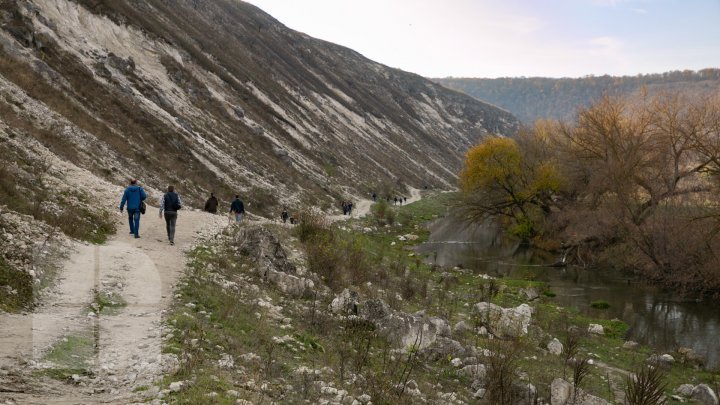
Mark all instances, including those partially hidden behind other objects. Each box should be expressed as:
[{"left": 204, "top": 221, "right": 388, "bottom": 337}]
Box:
[
  {"left": 232, "top": 225, "right": 313, "bottom": 297},
  {"left": 473, "top": 302, "right": 533, "bottom": 339},
  {"left": 355, "top": 298, "right": 452, "bottom": 350},
  {"left": 550, "top": 378, "right": 611, "bottom": 405}
]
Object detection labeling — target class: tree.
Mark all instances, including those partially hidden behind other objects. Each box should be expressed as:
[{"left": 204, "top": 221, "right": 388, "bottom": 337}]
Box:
[{"left": 460, "top": 130, "right": 564, "bottom": 239}]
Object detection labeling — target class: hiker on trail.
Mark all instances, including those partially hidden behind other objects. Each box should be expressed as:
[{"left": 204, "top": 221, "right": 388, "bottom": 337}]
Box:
[
  {"left": 404, "top": 197, "right": 407, "bottom": 204},
  {"left": 159, "top": 185, "right": 182, "bottom": 246},
  {"left": 281, "top": 208, "right": 289, "bottom": 223},
  {"left": 341, "top": 200, "right": 348, "bottom": 215},
  {"left": 347, "top": 201, "right": 353, "bottom": 215},
  {"left": 372, "top": 192, "right": 377, "bottom": 202},
  {"left": 230, "top": 195, "right": 245, "bottom": 223},
  {"left": 204, "top": 193, "right": 218, "bottom": 214},
  {"left": 119, "top": 179, "right": 147, "bottom": 239},
  {"left": 394, "top": 197, "right": 398, "bottom": 205}
]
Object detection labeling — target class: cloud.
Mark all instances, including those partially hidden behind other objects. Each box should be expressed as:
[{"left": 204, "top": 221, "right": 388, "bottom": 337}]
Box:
[{"left": 631, "top": 8, "right": 649, "bottom": 14}]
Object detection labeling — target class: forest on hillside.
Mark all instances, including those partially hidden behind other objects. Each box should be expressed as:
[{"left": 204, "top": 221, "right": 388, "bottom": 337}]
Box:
[{"left": 435, "top": 69, "right": 720, "bottom": 123}]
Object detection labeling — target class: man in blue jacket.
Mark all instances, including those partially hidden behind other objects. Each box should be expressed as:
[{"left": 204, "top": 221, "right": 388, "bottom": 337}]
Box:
[{"left": 119, "top": 179, "right": 147, "bottom": 239}]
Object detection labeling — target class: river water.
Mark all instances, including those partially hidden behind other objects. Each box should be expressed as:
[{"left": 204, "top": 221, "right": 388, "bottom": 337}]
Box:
[{"left": 416, "top": 215, "right": 720, "bottom": 369}]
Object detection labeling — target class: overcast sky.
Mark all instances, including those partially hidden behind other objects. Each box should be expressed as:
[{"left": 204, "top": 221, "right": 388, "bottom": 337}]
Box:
[{"left": 244, "top": 0, "right": 720, "bottom": 78}]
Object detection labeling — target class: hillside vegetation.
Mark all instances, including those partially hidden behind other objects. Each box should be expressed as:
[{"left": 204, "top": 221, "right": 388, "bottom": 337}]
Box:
[
  {"left": 435, "top": 69, "right": 720, "bottom": 123},
  {"left": 460, "top": 92, "right": 720, "bottom": 296}
]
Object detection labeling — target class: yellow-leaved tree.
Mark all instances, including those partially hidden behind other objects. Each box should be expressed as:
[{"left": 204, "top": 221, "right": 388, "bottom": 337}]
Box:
[{"left": 460, "top": 132, "right": 564, "bottom": 239}]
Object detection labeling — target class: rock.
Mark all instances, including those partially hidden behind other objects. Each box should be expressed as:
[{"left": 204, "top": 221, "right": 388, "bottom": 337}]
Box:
[
  {"left": 678, "top": 347, "right": 704, "bottom": 365},
  {"left": 450, "top": 358, "right": 463, "bottom": 367},
  {"left": 520, "top": 287, "right": 540, "bottom": 301},
  {"left": 233, "top": 106, "right": 245, "bottom": 118},
  {"left": 622, "top": 340, "right": 639, "bottom": 350},
  {"left": 460, "top": 364, "right": 486, "bottom": 380},
  {"left": 547, "top": 338, "right": 563, "bottom": 355},
  {"left": 473, "top": 388, "right": 486, "bottom": 399},
  {"left": 691, "top": 384, "right": 719, "bottom": 405},
  {"left": 169, "top": 381, "right": 184, "bottom": 392},
  {"left": 473, "top": 302, "right": 533, "bottom": 339},
  {"left": 587, "top": 324, "right": 604, "bottom": 335},
  {"left": 330, "top": 289, "right": 359, "bottom": 315},
  {"left": 647, "top": 353, "right": 675, "bottom": 367},
  {"left": 453, "top": 320, "right": 470, "bottom": 334},
  {"left": 403, "top": 234, "right": 419, "bottom": 241},
  {"left": 358, "top": 299, "right": 392, "bottom": 321},
  {"left": 357, "top": 394, "right": 371, "bottom": 403},
  {"left": 551, "top": 378, "right": 611, "bottom": 405},
  {"left": 675, "top": 384, "right": 695, "bottom": 397}
]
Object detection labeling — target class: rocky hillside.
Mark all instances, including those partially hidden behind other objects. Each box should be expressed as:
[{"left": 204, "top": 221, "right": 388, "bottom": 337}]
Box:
[
  {"left": 0, "top": 0, "right": 517, "bottom": 220},
  {"left": 435, "top": 69, "right": 720, "bottom": 123}
]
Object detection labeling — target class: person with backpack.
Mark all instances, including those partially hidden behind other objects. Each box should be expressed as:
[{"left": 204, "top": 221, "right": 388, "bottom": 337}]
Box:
[
  {"left": 119, "top": 179, "right": 147, "bottom": 239},
  {"left": 204, "top": 192, "right": 218, "bottom": 214},
  {"left": 159, "top": 185, "right": 182, "bottom": 245},
  {"left": 230, "top": 195, "right": 245, "bottom": 223},
  {"left": 281, "top": 208, "right": 289, "bottom": 223}
]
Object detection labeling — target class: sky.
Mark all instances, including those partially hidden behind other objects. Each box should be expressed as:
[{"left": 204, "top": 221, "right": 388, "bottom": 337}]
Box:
[{"left": 244, "top": 0, "right": 720, "bottom": 79}]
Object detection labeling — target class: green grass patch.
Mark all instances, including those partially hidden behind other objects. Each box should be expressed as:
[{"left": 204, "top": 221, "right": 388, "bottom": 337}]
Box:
[
  {"left": 590, "top": 300, "right": 610, "bottom": 309},
  {"left": 0, "top": 257, "right": 34, "bottom": 312},
  {"left": 92, "top": 290, "right": 127, "bottom": 315},
  {"left": 40, "top": 333, "right": 95, "bottom": 381}
]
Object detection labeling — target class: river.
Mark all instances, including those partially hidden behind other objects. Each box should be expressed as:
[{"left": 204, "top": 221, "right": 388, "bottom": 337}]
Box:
[{"left": 416, "top": 215, "right": 720, "bottom": 369}]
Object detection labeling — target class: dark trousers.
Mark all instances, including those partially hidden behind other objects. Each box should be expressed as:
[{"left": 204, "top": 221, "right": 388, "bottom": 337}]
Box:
[
  {"left": 127, "top": 209, "right": 141, "bottom": 236},
  {"left": 164, "top": 211, "right": 177, "bottom": 242}
]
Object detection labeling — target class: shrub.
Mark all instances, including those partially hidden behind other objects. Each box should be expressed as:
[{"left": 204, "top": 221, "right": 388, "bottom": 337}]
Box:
[
  {"left": 590, "top": 300, "right": 610, "bottom": 309},
  {"left": 0, "top": 257, "right": 34, "bottom": 311},
  {"left": 624, "top": 364, "right": 667, "bottom": 405},
  {"left": 371, "top": 199, "right": 395, "bottom": 226}
]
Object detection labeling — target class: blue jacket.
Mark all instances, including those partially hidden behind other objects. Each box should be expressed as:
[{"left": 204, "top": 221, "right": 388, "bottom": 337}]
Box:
[{"left": 120, "top": 185, "right": 147, "bottom": 211}]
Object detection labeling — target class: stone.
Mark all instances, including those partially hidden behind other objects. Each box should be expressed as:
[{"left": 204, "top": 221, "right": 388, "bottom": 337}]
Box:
[
  {"left": 453, "top": 320, "right": 470, "bottom": 334},
  {"left": 450, "top": 358, "right": 463, "bottom": 367},
  {"left": 473, "top": 388, "right": 486, "bottom": 399},
  {"left": 587, "top": 324, "right": 604, "bottom": 335},
  {"left": 473, "top": 302, "right": 533, "bottom": 339},
  {"left": 520, "top": 287, "right": 540, "bottom": 301},
  {"left": 691, "top": 384, "right": 719, "bottom": 405},
  {"left": 675, "top": 384, "right": 695, "bottom": 397},
  {"left": 622, "top": 340, "right": 639, "bottom": 350},
  {"left": 551, "top": 378, "right": 611, "bottom": 405},
  {"left": 330, "top": 289, "right": 360, "bottom": 315},
  {"left": 547, "top": 338, "right": 563, "bottom": 355},
  {"left": 460, "top": 364, "right": 487, "bottom": 381},
  {"left": 678, "top": 347, "right": 704, "bottom": 365},
  {"left": 169, "top": 381, "right": 184, "bottom": 392}
]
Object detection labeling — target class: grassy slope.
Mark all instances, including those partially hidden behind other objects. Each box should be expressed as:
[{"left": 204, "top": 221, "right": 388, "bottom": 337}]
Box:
[{"left": 158, "top": 192, "right": 718, "bottom": 403}]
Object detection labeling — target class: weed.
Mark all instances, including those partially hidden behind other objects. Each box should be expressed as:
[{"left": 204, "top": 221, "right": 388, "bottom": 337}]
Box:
[
  {"left": 624, "top": 364, "right": 668, "bottom": 405},
  {"left": 590, "top": 300, "right": 611, "bottom": 309},
  {"left": 0, "top": 257, "right": 34, "bottom": 311}
]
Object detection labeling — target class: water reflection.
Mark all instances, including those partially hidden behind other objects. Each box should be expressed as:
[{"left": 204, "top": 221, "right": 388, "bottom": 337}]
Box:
[{"left": 416, "top": 215, "right": 720, "bottom": 369}]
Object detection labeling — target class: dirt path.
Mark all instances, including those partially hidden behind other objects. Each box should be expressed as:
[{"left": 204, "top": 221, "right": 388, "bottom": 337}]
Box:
[
  {"left": 0, "top": 187, "right": 426, "bottom": 403},
  {"left": 327, "top": 187, "right": 423, "bottom": 222},
  {"left": 0, "top": 205, "right": 226, "bottom": 404}
]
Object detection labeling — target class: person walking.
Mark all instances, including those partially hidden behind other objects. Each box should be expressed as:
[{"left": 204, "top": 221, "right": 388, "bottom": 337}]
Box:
[
  {"left": 159, "top": 185, "right": 182, "bottom": 245},
  {"left": 281, "top": 208, "right": 289, "bottom": 223},
  {"left": 230, "top": 195, "right": 245, "bottom": 223},
  {"left": 119, "top": 179, "right": 147, "bottom": 239},
  {"left": 204, "top": 192, "right": 218, "bottom": 214}
]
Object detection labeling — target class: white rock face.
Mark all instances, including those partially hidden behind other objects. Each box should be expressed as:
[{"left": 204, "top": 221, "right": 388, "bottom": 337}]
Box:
[
  {"left": 473, "top": 302, "right": 533, "bottom": 339},
  {"left": 692, "top": 384, "right": 719, "bottom": 405},
  {"left": 551, "top": 378, "right": 611, "bottom": 405},
  {"left": 675, "top": 384, "right": 695, "bottom": 397},
  {"left": 587, "top": 324, "right": 604, "bottom": 335},
  {"left": 547, "top": 338, "right": 563, "bottom": 355}
]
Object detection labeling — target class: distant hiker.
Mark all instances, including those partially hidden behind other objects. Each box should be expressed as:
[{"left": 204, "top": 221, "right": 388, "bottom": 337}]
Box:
[
  {"left": 289, "top": 216, "right": 296, "bottom": 225},
  {"left": 119, "top": 179, "right": 147, "bottom": 239},
  {"left": 204, "top": 193, "right": 218, "bottom": 214},
  {"left": 404, "top": 197, "right": 407, "bottom": 204},
  {"left": 347, "top": 201, "right": 353, "bottom": 215},
  {"left": 281, "top": 208, "right": 289, "bottom": 223},
  {"left": 341, "top": 200, "right": 348, "bottom": 215},
  {"left": 393, "top": 197, "right": 398, "bottom": 205},
  {"left": 230, "top": 195, "right": 245, "bottom": 223},
  {"left": 372, "top": 192, "right": 377, "bottom": 202},
  {"left": 159, "top": 185, "right": 182, "bottom": 246}
]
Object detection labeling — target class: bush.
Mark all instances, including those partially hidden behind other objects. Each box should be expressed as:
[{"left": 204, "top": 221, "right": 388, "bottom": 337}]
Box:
[
  {"left": 590, "top": 300, "right": 610, "bottom": 309},
  {"left": 371, "top": 199, "right": 395, "bottom": 226},
  {"left": 0, "top": 257, "right": 34, "bottom": 311}
]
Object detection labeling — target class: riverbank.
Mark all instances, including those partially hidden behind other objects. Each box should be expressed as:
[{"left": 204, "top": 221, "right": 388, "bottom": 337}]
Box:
[{"left": 144, "top": 191, "right": 719, "bottom": 403}]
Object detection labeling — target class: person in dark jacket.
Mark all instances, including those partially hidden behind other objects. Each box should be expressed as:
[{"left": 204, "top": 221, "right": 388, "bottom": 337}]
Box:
[
  {"left": 159, "top": 185, "right": 182, "bottom": 245},
  {"left": 229, "top": 195, "right": 245, "bottom": 223},
  {"left": 119, "top": 179, "right": 147, "bottom": 239},
  {"left": 204, "top": 193, "right": 218, "bottom": 214},
  {"left": 281, "top": 208, "right": 289, "bottom": 223}
]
